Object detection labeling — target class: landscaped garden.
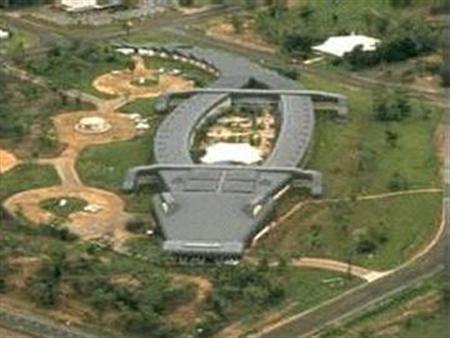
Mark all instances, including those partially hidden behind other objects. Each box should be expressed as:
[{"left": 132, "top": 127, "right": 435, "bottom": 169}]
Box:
[
  {"left": 39, "top": 197, "right": 88, "bottom": 219},
  {"left": 190, "top": 104, "right": 277, "bottom": 162}
]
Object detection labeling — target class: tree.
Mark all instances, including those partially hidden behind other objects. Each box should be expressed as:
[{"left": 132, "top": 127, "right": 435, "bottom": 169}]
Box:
[
  {"left": 230, "top": 14, "right": 243, "bottom": 34},
  {"left": 179, "top": 0, "right": 194, "bottom": 6},
  {"left": 343, "top": 45, "right": 382, "bottom": 70},
  {"left": 281, "top": 31, "right": 319, "bottom": 55},
  {"left": 331, "top": 199, "right": 353, "bottom": 235},
  {"left": 390, "top": 0, "right": 412, "bottom": 7},
  {"left": 373, "top": 88, "right": 412, "bottom": 122},
  {"left": 244, "top": 0, "right": 256, "bottom": 10},
  {"left": 440, "top": 27, "right": 450, "bottom": 87},
  {"left": 0, "top": 262, "right": 10, "bottom": 293},
  {"left": 385, "top": 129, "right": 399, "bottom": 148},
  {"left": 388, "top": 172, "right": 409, "bottom": 191},
  {"left": 298, "top": 4, "right": 315, "bottom": 23},
  {"left": 28, "top": 249, "right": 66, "bottom": 307},
  {"left": 380, "top": 17, "right": 436, "bottom": 63}
]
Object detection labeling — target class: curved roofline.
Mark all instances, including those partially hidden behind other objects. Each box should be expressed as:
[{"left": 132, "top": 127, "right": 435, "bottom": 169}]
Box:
[{"left": 118, "top": 45, "right": 347, "bottom": 258}]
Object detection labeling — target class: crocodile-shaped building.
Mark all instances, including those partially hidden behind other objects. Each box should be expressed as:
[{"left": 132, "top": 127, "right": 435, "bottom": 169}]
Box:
[{"left": 119, "top": 45, "right": 347, "bottom": 258}]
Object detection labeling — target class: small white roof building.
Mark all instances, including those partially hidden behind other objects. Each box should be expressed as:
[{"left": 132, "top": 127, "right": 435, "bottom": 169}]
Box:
[
  {"left": 312, "top": 33, "right": 380, "bottom": 57},
  {"left": 201, "top": 142, "right": 262, "bottom": 165},
  {"left": 0, "top": 29, "right": 10, "bottom": 40}
]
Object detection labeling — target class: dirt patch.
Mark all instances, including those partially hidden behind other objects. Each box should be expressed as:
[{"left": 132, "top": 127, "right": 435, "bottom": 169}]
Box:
[
  {"left": 3, "top": 186, "right": 131, "bottom": 247},
  {"left": 0, "top": 292, "right": 97, "bottom": 333},
  {"left": 93, "top": 55, "right": 194, "bottom": 98},
  {"left": 6, "top": 256, "right": 42, "bottom": 290},
  {"left": 206, "top": 19, "right": 275, "bottom": 54},
  {"left": 53, "top": 110, "right": 136, "bottom": 152},
  {"left": 169, "top": 274, "right": 212, "bottom": 326},
  {"left": 0, "top": 148, "right": 20, "bottom": 174}
]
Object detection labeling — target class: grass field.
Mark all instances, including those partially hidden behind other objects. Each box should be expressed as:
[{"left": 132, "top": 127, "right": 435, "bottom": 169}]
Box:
[
  {"left": 304, "top": 74, "right": 443, "bottom": 197},
  {"left": 317, "top": 272, "right": 448, "bottom": 338},
  {"left": 0, "top": 164, "right": 60, "bottom": 202},
  {"left": 144, "top": 56, "right": 217, "bottom": 87},
  {"left": 256, "top": 193, "right": 442, "bottom": 271},
  {"left": 256, "top": 68, "right": 444, "bottom": 271},
  {"left": 0, "top": 19, "right": 38, "bottom": 54},
  {"left": 39, "top": 197, "right": 87, "bottom": 218}
]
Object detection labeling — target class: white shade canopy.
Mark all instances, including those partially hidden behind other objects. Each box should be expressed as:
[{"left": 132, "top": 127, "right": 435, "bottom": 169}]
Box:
[
  {"left": 312, "top": 33, "right": 380, "bottom": 57},
  {"left": 201, "top": 142, "right": 262, "bottom": 165},
  {"left": 79, "top": 116, "right": 107, "bottom": 127}
]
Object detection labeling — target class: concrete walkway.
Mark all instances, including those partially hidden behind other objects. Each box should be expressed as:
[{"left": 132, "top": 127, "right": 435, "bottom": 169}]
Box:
[{"left": 291, "top": 258, "right": 389, "bottom": 282}]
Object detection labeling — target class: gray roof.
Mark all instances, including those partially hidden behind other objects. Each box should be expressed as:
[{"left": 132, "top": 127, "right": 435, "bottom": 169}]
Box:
[{"left": 121, "top": 45, "right": 344, "bottom": 257}]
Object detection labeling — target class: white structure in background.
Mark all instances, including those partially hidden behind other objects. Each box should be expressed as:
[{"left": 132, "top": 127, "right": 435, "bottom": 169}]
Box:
[
  {"left": 0, "top": 29, "right": 10, "bottom": 40},
  {"left": 201, "top": 143, "right": 262, "bottom": 165},
  {"left": 312, "top": 33, "right": 380, "bottom": 57},
  {"left": 59, "top": 0, "right": 122, "bottom": 12}
]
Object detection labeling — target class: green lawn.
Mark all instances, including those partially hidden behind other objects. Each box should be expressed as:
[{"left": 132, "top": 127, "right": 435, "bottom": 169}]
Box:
[
  {"left": 256, "top": 193, "right": 442, "bottom": 270},
  {"left": 0, "top": 164, "right": 60, "bottom": 202},
  {"left": 144, "top": 56, "right": 217, "bottom": 87},
  {"left": 39, "top": 197, "right": 87, "bottom": 219},
  {"left": 304, "top": 74, "right": 442, "bottom": 197},
  {"left": 0, "top": 19, "right": 39, "bottom": 54},
  {"left": 120, "top": 98, "right": 158, "bottom": 117},
  {"left": 76, "top": 98, "right": 160, "bottom": 213},
  {"left": 76, "top": 130, "right": 154, "bottom": 191},
  {"left": 261, "top": 70, "right": 443, "bottom": 271}
]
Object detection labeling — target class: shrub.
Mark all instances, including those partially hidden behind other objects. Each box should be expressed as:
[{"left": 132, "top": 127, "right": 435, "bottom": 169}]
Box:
[
  {"left": 388, "top": 172, "right": 409, "bottom": 191},
  {"left": 125, "top": 217, "right": 150, "bottom": 234},
  {"left": 355, "top": 238, "right": 378, "bottom": 254},
  {"left": 28, "top": 259, "right": 63, "bottom": 306},
  {"left": 0, "top": 262, "right": 11, "bottom": 293},
  {"left": 373, "top": 88, "right": 412, "bottom": 122}
]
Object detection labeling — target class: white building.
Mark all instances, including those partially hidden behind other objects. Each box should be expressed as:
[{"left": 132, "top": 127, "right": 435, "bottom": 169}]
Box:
[
  {"left": 59, "top": 0, "right": 122, "bottom": 12},
  {"left": 312, "top": 33, "right": 380, "bottom": 58},
  {"left": 0, "top": 29, "right": 10, "bottom": 40}
]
